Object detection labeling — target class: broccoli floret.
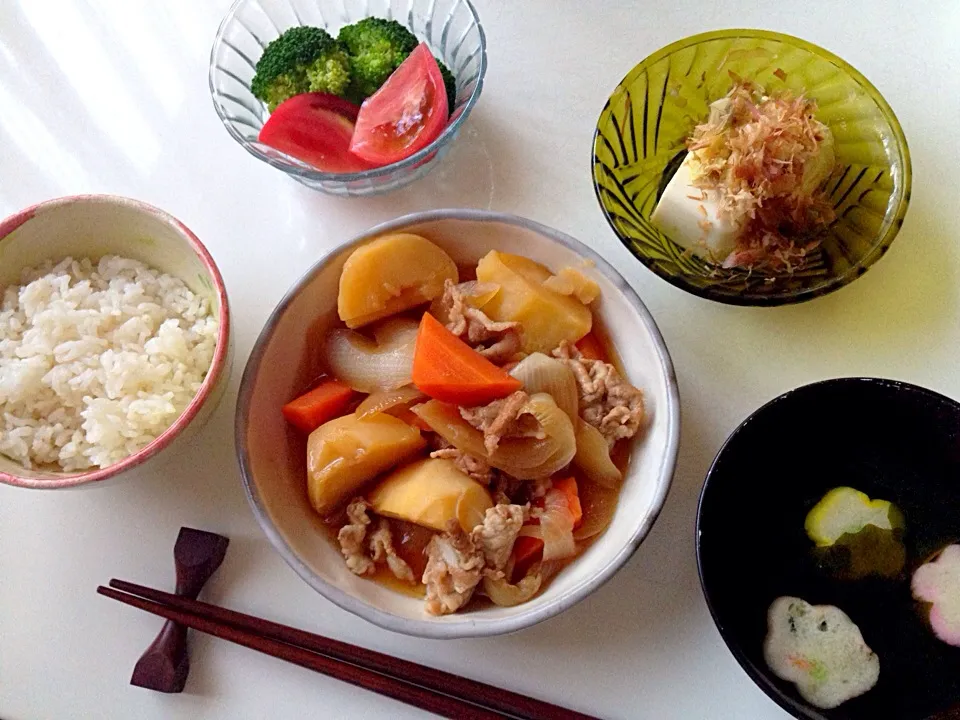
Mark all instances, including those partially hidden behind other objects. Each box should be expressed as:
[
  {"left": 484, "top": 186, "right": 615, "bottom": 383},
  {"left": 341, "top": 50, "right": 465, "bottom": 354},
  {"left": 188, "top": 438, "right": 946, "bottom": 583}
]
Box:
[
  {"left": 436, "top": 60, "right": 457, "bottom": 112},
  {"left": 338, "top": 18, "right": 418, "bottom": 102},
  {"left": 251, "top": 26, "right": 352, "bottom": 111},
  {"left": 337, "top": 18, "right": 457, "bottom": 110}
]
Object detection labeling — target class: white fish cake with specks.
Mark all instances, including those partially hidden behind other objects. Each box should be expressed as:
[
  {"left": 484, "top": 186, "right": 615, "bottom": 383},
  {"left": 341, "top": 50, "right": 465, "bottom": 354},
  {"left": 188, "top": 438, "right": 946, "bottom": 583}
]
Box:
[{"left": 763, "top": 596, "right": 879, "bottom": 709}]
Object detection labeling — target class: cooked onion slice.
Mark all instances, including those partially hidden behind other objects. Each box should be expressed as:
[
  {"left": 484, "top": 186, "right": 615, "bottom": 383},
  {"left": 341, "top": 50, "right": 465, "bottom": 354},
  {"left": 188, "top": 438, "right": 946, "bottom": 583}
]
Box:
[
  {"left": 483, "top": 572, "right": 542, "bottom": 607},
  {"left": 540, "top": 486, "right": 577, "bottom": 561},
  {"left": 509, "top": 353, "right": 578, "bottom": 425},
  {"left": 356, "top": 385, "right": 425, "bottom": 419},
  {"left": 573, "top": 419, "right": 622, "bottom": 489},
  {"left": 573, "top": 480, "right": 619, "bottom": 541},
  {"left": 412, "top": 393, "right": 575, "bottom": 480},
  {"left": 325, "top": 318, "right": 419, "bottom": 393}
]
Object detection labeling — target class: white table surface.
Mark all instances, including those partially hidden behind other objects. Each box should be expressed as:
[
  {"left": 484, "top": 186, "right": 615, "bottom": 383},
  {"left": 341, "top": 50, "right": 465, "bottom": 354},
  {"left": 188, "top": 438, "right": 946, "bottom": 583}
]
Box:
[{"left": 1, "top": 1, "right": 957, "bottom": 718}]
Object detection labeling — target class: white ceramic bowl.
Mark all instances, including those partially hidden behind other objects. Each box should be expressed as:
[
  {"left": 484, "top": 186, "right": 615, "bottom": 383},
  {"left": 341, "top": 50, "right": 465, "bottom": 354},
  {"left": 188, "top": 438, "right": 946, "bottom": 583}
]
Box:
[
  {"left": 236, "top": 209, "right": 679, "bottom": 638},
  {"left": 0, "top": 195, "right": 232, "bottom": 490}
]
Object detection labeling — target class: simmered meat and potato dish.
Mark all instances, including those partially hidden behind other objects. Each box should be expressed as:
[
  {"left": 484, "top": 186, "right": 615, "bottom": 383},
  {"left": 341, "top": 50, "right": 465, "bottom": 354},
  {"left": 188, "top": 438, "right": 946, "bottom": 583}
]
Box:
[{"left": 280, "top": 233, "right": 647, "bottom": 615}]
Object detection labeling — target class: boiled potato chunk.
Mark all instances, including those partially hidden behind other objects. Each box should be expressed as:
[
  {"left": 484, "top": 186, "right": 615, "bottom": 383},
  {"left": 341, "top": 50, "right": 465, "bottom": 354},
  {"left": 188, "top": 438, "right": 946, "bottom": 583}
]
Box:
[
  {"left": 542, "top": 267, "right": 600, "bottom": 304},
  {"left": 307, "top": 413, "right": 426, "bottom": 516},
  {"left": 476, "top": 251, "right": 592, "bottom": 354},
  {"left": 368, "top": 458, "right": 493, "bottom": 532},
  {"left": 338, "top": 234, "right": 459, "bottom": 329}
]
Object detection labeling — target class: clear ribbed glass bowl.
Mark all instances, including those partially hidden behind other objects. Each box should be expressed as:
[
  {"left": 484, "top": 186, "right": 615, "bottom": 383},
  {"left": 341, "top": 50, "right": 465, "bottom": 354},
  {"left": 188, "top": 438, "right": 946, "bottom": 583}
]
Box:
[
  {"left": 209, "top": 0, "right": 486, "bottom": 197},
  {"left": 593, "top": 29, "right": 911, "bottom": 306}
]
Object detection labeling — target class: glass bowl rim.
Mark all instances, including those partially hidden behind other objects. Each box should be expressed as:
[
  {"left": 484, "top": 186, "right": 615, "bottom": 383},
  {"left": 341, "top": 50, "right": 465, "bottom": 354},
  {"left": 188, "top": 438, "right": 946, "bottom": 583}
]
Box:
[
  {"left": 591, "top": 28, "right": 913, "bottom": 307},
  {"left": 208, "top": 0, "right": 488, "bottom": 184}
]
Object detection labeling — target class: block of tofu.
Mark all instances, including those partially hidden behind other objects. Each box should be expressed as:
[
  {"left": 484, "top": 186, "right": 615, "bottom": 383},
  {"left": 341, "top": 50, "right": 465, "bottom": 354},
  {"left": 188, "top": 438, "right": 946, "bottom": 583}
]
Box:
[
  {"left": 801, "top": 126, "right": 836, "bottom": 195},
  {"left": 651, "top": 96, "right": 836, "bottom": 264},
  {"left": 651, "top": 152, "right": 742, "bottom": 262}
]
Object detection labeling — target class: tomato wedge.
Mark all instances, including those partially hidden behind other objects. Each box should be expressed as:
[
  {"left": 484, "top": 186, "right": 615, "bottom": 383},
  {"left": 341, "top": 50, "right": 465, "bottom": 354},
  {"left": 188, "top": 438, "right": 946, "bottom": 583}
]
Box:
[
  {"left": 349, "top": 43, "right": 449, "bottom": 165},
  {"left": 258, "top": 93, "right": 373, "bottom": 174}
]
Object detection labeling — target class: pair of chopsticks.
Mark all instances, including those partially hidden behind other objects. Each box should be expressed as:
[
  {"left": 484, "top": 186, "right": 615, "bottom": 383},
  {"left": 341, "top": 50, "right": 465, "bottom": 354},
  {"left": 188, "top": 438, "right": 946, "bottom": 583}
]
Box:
[{"left": 99, "top": 580, "right": 597, "bottom": 720}]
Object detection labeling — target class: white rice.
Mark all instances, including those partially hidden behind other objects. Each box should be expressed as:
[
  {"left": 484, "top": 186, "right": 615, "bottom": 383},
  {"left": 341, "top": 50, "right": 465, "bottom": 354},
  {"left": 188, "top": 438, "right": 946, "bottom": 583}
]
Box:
[{"left": 0, "top": 256, "right": 218, "bottom": 472}]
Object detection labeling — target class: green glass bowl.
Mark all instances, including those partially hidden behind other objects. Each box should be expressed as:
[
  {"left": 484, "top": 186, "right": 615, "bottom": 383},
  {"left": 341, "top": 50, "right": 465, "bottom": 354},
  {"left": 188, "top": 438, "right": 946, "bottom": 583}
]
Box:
[{"left": 592, "top": 29, "right": 911, "bottom": 306}]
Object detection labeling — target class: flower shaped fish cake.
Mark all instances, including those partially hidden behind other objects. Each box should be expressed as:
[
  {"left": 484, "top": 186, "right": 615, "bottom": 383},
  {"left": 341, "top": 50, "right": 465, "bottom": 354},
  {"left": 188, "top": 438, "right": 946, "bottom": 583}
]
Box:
[
  {"left": 763, "top": 596, "right": 880, "bottom": 709},
  {"left": 806, "top": 487, "right": 905, "bottom": 580},
  {"left": 805, "top": 487, "right": 903, "bottom": 547},
  {"left": 912, "top": 544, "right": 960, "bottom": 647}
]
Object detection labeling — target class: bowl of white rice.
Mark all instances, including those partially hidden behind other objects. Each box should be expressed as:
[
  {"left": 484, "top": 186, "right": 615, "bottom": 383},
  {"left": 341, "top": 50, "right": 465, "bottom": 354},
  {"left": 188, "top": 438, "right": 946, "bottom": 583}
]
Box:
[{"left": 0, "top": 195, "right": 231, "bottom": 489}]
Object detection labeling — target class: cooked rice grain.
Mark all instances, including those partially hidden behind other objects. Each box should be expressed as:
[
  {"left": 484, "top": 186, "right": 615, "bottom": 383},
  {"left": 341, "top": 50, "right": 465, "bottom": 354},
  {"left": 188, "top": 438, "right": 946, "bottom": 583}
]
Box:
[{"left": 0, "top": 256, "right": 218, "bottom": 471}]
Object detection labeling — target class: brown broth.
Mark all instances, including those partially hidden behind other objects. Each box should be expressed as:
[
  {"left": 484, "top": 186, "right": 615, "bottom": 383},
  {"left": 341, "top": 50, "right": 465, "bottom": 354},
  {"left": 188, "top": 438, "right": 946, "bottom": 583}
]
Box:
[
  {"left": 369, "top": 565, "right": 427, "bottom": 598},
  {"left": 320, "top": 515, "right": 434, "bottom": 592},
  {"left": 367, "top": 520, "right": 432, "bottom": 599},
  {"left": 387, "top": 519, "right": 435, "bottom": 578},
  {"left": 455, "top": 262, "right": 478, "bottom": 282}
]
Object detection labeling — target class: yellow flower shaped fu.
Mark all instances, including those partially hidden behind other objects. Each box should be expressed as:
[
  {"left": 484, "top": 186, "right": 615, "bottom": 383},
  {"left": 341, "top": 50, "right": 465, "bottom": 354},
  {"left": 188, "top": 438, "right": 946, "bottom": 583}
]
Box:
[{"left": 805, "top": 487, "right": 904, "bottom": 547}]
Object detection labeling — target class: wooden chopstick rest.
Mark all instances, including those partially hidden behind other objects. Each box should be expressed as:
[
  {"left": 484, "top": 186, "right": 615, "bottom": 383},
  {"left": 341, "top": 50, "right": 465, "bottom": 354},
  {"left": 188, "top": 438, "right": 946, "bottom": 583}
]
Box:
[{"left": 129, "top": 527, "right": 229, "bottom": 693}]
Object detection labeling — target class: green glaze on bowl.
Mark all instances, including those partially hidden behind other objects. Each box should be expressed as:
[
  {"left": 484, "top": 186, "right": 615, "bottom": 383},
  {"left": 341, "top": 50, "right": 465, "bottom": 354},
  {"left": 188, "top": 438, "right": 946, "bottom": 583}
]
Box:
[{"left": 593, "top": 29, "right": 911, "bottom": 306}]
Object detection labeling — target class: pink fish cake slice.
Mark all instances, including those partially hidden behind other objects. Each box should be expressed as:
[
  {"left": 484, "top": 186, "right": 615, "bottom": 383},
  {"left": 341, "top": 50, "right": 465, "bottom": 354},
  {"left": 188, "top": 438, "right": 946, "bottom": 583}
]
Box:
[{"left": 912, "top": 544, "right": 960, "bottom": 647}]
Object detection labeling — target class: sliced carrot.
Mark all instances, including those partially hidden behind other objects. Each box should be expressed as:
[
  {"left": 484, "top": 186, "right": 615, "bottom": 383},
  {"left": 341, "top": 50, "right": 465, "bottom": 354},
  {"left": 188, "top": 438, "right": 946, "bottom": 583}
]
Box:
[
  {"left": 511, "top": 535, "right": 544, "bottom": 583},
  {"left": 412, "top": 313, "right": 522, "bottom": 406},
  {"left": 281, "top": 379, "right": 355, "bottom": 434},
  {"left": 575, "top": 331, "right": 607, "bottom": 361},
  {"left": 553, "top": 476, "right": 583, "bottom": 529}
]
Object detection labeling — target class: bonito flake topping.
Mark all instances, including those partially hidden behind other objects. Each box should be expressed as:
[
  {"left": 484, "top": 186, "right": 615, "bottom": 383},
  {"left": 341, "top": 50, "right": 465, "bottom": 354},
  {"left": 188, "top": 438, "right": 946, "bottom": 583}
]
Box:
[{"left": 686, "top": 76, "right": 837, "bottom": 270}]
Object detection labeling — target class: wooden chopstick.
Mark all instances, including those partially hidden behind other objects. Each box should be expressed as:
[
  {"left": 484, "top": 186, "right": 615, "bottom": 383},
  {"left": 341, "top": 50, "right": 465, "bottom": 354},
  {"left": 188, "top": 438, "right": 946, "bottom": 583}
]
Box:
[
  {"left": 101, "top": 580, "right": 598, "bottom": 720},
  {"left": 99, "top": 585, "right": 500, "bottom": 719}
]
